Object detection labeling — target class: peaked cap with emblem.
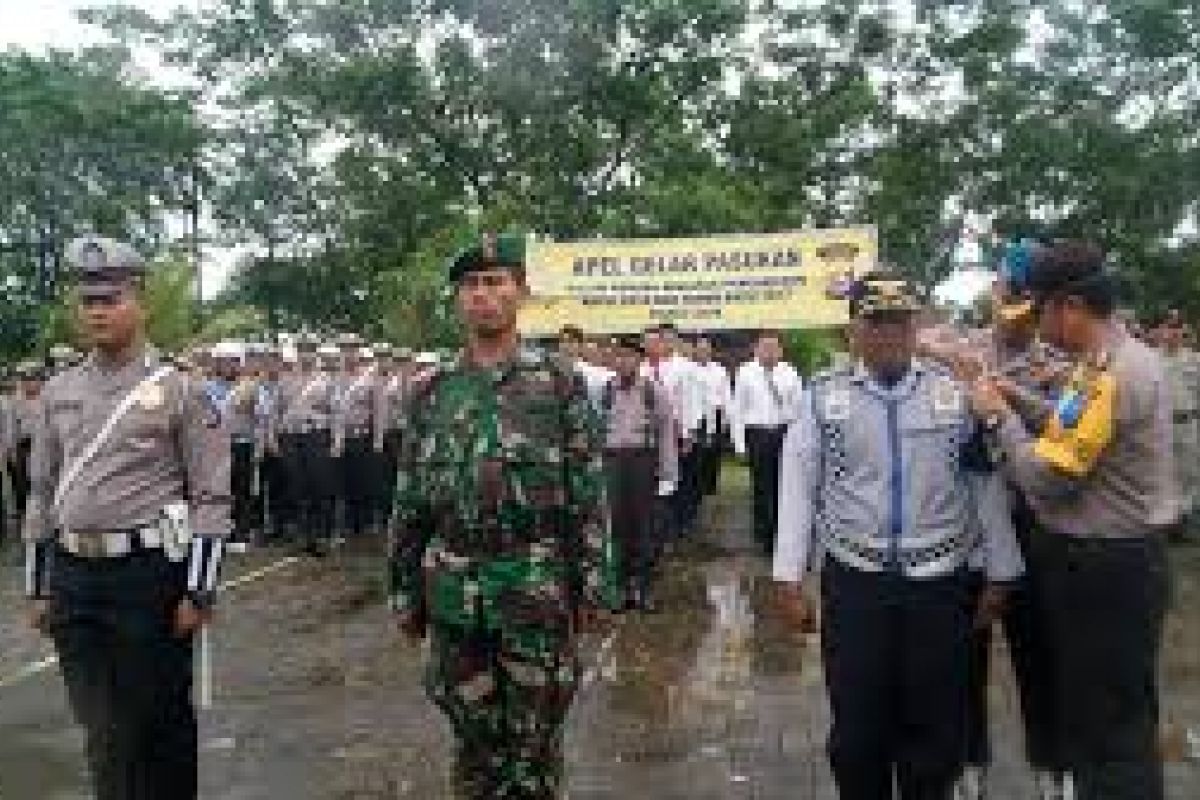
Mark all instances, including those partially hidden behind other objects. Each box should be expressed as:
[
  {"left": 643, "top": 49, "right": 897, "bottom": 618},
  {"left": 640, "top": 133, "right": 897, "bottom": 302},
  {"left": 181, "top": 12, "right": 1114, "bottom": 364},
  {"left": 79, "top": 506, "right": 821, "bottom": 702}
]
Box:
[
  {"left": 65, "top": 236, "right": 147, "bottom": 299},
  {"left": 447, "top": 232, "right": 527, "bottom": 284},
  {"left": 850, "top": 271, "right": 922, "bottom": 318}
]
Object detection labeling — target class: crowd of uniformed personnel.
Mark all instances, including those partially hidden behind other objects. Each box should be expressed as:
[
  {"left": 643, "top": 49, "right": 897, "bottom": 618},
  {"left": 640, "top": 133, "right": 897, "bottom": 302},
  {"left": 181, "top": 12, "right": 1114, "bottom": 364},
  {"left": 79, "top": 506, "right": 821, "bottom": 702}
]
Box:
[{"left": 0, "top": 232, "right": 1197, "bottom": 800}]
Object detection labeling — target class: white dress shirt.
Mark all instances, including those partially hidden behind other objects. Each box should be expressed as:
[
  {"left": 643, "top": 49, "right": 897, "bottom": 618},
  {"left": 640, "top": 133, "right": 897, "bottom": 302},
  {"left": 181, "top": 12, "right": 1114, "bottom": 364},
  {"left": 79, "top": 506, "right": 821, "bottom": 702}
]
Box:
[
  {"left": 730, "top": 360, "right": 802, "bottom": 454},
  {"left": 575, "top": 360, "right": 615, "bottom": 412},
  {"left": 641, "top": 355, "right": 703, "bottom": 437},
  {"left": 695, "top": 361, "right": 733, "bottom": 435}
]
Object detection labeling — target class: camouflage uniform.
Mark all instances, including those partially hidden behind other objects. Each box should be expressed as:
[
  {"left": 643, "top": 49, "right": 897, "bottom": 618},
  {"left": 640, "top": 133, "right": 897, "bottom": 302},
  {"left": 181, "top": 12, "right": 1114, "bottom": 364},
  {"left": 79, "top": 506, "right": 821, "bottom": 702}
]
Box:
[{"left": 389, "top": 348, "right": 615, "bottom": 799}]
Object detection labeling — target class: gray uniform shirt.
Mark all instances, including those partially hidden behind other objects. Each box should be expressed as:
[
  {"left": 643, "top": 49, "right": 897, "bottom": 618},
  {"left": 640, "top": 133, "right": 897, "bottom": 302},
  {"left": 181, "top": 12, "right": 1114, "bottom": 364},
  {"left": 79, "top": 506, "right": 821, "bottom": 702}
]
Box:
[
  {"left": 225, "top": 378, "right": 262, "bottom": 443},
  {"left": 336, "top": 368, "right": 378, "bottom": 438},
  {"left": 601, "top": 377, "right": 679, "bottom": 485},
  {"left": 271, "top": 369, "right": 339, "bottom": 438},
  {"left": 22, "top": 347, "right": 232, "bottom": 543},
  {"left": 997, "top": 325, "right": 1178, "bottom": 537},
  {"left": 773, "top": 361, "right": 1023, "bottom": 583},
  {"left": 373, "top": 371, "right": 407, "bottom": 451}
]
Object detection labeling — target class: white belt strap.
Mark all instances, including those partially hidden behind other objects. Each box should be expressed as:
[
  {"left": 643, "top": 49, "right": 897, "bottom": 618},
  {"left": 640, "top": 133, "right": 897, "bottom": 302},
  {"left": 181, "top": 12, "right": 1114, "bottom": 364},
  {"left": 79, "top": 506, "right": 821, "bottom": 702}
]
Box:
[{"left": 53, "top": 365, "right": 175, "bottom": 513}]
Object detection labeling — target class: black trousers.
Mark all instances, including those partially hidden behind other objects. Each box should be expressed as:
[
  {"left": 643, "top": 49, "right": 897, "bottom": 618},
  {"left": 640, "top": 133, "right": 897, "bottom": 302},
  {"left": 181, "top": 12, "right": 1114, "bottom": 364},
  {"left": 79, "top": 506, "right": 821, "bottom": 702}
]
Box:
[
  {"left": 822, "top": 559, "right": 969, "bottom": 800},
  {"left": 1039, "top": 533, "right": 1169, "bottom": 800},
  {"left": 667, "top": 434, "right": 703, "bottom": 535},
  {"left": 261, "top": 452, "right": 286, "bottom": 539},
  {"left": 964, "top": 520, "right": 1061, "bottom": 771},
  {"left": 699, "top": 412, "right": 725, "bottom": 496},
  {"left": 744, "top": 425, "right": 785, "bottom": 555},
  {"left": 604, "top": 449, "right": 658, "bottom": 600},
  {"left": 340, "top": 435, "right": 375, "bottom": 535},
  {"left": 279, "top": 431, "right": 335, "bottom": 547},
  {"left": 377, "top": 430, "right": 402, "bottom": 519},
  {"left": 230, "top": 440, "right": 257, "bottom": 539},
  {"left": 48, "top": 547, "right": 197, "bottom": 800},
  {"left": 10, "top": 437, "right": 32, "bottom": 519}
]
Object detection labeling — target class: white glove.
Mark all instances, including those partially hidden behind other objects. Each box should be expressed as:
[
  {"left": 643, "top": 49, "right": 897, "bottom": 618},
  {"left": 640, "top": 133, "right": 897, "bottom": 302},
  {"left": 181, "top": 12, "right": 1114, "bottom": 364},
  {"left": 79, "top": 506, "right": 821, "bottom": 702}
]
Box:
[{"left": 656, "top": 480, "right": 676, "bottom": 498}]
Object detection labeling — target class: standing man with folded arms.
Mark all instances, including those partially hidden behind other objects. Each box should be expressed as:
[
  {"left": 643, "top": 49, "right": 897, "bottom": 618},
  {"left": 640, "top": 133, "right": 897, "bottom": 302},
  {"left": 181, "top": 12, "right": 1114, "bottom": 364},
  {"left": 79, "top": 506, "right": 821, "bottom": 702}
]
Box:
[{"left": 23, "top": 236, "right": 231, "bottom": 800}]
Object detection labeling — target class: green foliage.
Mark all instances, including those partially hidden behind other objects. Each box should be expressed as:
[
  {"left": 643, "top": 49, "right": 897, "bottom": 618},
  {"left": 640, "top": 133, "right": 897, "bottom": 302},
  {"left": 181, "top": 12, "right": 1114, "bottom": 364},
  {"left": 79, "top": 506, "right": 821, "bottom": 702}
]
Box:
[
  {"left": 0, "top": 47, "right": 205, "bottom": 360},
  {"left": 783, "top": 328, "right": 843, "bottom": 376},
  {"left": 1, "top": 0, "right": 1197, "bottom": 359}
]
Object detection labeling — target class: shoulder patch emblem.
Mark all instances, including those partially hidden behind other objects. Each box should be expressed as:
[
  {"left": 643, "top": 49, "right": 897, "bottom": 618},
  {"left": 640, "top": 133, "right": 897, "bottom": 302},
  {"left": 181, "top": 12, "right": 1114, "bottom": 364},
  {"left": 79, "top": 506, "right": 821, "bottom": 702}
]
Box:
[
  {"left": 932, "top": 377, "right": 963, "bottom": 422},
  {"left": 139, "top": 383, "right": 165, "bottom": 411}
]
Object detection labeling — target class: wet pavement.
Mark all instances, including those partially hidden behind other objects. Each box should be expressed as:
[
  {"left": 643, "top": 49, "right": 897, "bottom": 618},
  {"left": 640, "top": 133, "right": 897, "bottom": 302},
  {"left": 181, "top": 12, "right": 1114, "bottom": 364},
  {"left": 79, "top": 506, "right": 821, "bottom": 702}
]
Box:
[{"left": 1, "top": 471, "right": 1199, "bottom": 798}]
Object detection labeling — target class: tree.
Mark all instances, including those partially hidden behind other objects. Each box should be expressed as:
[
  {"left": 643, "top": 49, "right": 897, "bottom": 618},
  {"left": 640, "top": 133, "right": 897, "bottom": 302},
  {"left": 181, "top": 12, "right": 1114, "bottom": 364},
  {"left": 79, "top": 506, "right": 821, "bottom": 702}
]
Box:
[{"left": 0, "top": 48, "right": 206, "bottom": 360}]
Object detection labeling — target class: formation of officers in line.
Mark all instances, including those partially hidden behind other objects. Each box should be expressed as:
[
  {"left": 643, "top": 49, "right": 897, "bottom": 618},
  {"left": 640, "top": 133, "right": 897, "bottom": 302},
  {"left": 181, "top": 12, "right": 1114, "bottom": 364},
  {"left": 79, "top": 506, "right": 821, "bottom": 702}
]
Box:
[{"left": 0, "top": 231, "right": 1195, "bottom": 800}]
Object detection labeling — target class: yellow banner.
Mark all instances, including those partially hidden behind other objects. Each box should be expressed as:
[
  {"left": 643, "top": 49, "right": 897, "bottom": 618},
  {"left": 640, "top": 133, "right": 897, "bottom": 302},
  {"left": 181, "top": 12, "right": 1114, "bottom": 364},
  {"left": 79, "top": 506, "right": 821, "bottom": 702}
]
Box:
[{"left": 518, "top": 228, "right": 876, "bottom": 336}]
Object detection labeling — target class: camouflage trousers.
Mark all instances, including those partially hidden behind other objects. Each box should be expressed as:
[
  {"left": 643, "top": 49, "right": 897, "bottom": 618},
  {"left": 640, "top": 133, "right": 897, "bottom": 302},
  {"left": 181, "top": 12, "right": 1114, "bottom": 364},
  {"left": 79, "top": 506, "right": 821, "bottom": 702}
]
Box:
[{"left": 426, "top": 622, "right": 579, "bottom": 800}]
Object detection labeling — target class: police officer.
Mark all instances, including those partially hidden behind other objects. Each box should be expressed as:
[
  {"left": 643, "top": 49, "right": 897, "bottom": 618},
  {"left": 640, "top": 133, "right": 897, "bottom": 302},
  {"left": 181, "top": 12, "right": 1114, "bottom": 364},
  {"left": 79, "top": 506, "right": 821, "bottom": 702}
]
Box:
[
  {"left": 389, "top": 232, "right": 615, "bottom": 799},
  {"left": 256, "top": 344, "right": 287, "bottom": 542},
  {"left": 951, "top": 241, "right": 1072, "bottom": 800},
  {"left": 972, "top": 241, "right": 1177, "bottom": 800},
  {"left": 599, "top": 336, "right": 677, "bottom": 612},
  {"left": 23, "top": 236, "right": 231, "bottom": 800},
  {"left": 268, "top": 334, "right": 339, "bottom": 555},
  {"left": 1157, "top": 313, "right": 1200, "bottom": 541},
  {"left": 372, "top": 345, "right": 409, "bottom": 525},
  {"left": 774, "top": 273, "right": 1023, "bottom": 800},
  {"left": 335, "top": 343, "right": 379, "bottom": 536},
  {"left": 4, "top": 362, "right": 46, "bottom": 547},
  {"left": 1, "top": 365, "right": 17, "bottom": 545},
  {"left": 222, "top": 346, "right": 265, "bottom": 542}
]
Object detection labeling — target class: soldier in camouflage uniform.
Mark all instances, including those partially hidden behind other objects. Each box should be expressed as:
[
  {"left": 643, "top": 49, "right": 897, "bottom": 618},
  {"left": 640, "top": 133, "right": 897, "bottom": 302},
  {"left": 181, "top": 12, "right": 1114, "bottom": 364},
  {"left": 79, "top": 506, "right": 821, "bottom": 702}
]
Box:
[{"left": 388, "top": 233, "right": 616, "bottom": 800}]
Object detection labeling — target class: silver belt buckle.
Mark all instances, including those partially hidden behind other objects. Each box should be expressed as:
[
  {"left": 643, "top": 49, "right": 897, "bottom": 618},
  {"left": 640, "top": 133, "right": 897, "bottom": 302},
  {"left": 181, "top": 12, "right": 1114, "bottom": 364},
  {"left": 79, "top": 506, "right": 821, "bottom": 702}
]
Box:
[{"left": 63, "top": 531, "right": 132, "bottom": 558}]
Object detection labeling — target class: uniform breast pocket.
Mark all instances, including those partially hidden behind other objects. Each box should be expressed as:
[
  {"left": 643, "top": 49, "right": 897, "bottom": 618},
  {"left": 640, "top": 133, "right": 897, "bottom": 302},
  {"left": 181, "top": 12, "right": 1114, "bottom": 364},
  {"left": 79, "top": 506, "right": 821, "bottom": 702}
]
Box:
[
  {"left": 900, "top": 416, "right": 964, "bottom": 463},
  {"left": 122, "top": 407, "right": 172, "bottom": 453}
]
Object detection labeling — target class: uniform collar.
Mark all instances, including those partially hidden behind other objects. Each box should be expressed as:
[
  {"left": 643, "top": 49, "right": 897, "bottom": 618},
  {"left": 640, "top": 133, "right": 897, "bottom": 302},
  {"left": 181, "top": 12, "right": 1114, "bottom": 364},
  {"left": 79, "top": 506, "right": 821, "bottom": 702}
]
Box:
[
  {"left": 454, "top": 342, "right": 543, "bottom": 385},
  {"left": 851, "top": 359, "right": 924, "bottom": 396},
  {"left": 85, "top": 343, "right": 160, "bottom": 377}
]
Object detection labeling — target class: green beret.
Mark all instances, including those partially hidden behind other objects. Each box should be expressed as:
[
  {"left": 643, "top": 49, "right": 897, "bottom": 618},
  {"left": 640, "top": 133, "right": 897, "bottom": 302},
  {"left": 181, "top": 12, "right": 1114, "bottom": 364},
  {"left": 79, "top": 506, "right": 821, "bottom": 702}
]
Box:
[{"left": 447, "top": 232, "right": 527, "bottom": 284}]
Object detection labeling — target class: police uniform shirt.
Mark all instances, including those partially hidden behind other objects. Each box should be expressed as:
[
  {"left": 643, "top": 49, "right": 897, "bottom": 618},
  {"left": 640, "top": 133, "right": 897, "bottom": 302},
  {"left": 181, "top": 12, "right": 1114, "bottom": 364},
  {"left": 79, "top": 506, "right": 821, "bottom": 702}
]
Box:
[
  {"left": 336, "top": 366, "right": 378, "bottom": 439},
  {"left": 373, "top": 370, "right": 407, "bottom": 451},
  {"left": 996, "top": 324, "right": 1179, "bottom": 538},
  {"left": 601, "top": 376, "right": 679, "bottom": 485},
  {"left": 22, "top": 347, "right": 232, "bottom": 544},
  {"left": 272, "top": 368, "right": 339, "bottom": 435},
  {"left": 225, "top": 377, "right": 262, "bottom": 444},
  {"left": 730, "top": 359, "right": 802, "bottom": 455},
  {"left": 773, "top": 361, "right": 1023, "bottom": 583},
  {"left": 3, "top": 392, "right": 39, "bottom": 450}
]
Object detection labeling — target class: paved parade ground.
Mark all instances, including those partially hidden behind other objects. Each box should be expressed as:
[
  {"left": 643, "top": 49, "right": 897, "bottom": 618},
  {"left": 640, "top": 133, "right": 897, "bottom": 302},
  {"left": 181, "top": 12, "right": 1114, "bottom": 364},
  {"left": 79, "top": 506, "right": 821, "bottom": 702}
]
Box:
[{"left": 2, "top": 471, "right": 1198, "bottom": 799}]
